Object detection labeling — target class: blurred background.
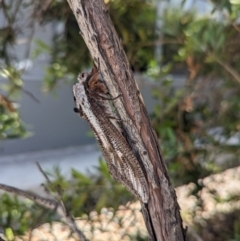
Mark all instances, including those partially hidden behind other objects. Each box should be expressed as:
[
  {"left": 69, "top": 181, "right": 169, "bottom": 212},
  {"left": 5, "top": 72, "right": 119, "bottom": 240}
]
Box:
[{"left": 0, "top": 0, "right": 240, "bottom": 240}]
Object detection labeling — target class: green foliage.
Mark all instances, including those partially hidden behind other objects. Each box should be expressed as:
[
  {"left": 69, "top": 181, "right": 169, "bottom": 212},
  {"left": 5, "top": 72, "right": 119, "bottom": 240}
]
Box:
[
  {"left": 0, "top": 67, "right": 28, "bottom": 139},
  {"left": 0, "top": 160, "right": 140, "bottom": 240},
  {"left": 39, "top": 0, "right": 156, "bottom": 91},
  {"left": 0, "top": 109, "right": 27, "bottom": 139},
  {"left": 149, "top": 1, "right": 240, "bottom": 187},
  {"left": 0, "top": 0, "right": 156, "bottom": 135},
  {"left": 146, "top": 3, "right": 240, "bottom": 239},
  {"left": 43, "top": 158, "right": 134, "bottom": 216},
  {"left": 0, "top": 1, "right": 34, "bottom": 139},
  {"left": 108, "top": 0, "right": 156, "bottom": 71},
  {"left": 0, "top": 193, "right": 56, "bottom": 239}
]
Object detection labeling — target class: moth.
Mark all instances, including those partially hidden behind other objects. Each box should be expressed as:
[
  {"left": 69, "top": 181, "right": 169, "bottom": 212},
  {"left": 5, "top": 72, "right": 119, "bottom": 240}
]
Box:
[{"left": 73, "top": 66, "right": 149, "bottom": 203}]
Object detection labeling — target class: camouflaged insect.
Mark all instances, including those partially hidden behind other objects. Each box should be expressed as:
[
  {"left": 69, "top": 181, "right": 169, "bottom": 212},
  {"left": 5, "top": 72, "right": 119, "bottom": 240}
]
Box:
[{"left": 73, "top": 67, "right": 149, "bottom": 203}]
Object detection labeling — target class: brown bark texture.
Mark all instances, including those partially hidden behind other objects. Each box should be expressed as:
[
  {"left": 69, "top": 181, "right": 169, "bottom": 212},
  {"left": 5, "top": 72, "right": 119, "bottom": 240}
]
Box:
[{"left": 66, "top": 0, "right": 186, "bottom": 240}]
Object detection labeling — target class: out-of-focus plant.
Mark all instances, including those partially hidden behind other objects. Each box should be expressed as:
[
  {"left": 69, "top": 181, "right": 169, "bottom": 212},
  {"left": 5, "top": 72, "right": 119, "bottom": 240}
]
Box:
[
  {"left": 149, "top": 1, "right": 240, "bottom": 187},
  {"left": 0, "top": 159, "right": 145, "bottom": 241},
  {"left": 0, "top": 67, "right": 29, "bottom": 139},
  {"left": 44, "top": 158, "right": 134, "bottom": 215},
  {"left": 0, "top": 192, "right": 55, "bottom": 239},
  {"left": 146, "top": 2, "right": 240, "bottom": 239},
  {"left": 39, "top": 0, "right": 156, "bottom": 91},
  {"left": 0, "top": 0, "right": 156, "bottom": 137},
  {"left": 0, "top": 1, "right": 38, "bottom": 139}
]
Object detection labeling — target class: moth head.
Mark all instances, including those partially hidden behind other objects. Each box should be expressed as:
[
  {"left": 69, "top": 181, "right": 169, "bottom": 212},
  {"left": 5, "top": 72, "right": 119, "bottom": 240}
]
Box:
[{"left": 78, "top": 71, "right": 89, "bottom": 84}]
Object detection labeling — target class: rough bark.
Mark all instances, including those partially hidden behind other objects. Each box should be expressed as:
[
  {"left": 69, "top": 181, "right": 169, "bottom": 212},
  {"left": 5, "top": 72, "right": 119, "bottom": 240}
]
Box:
[{"left": 66, "top": 0, "right": 186, "bottom": 240}]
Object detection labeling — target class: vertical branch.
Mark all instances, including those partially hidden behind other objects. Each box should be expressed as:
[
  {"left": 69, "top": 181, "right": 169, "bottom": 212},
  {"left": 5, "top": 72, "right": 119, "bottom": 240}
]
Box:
[{"left": 66, "top": 0, "right": 186, "bottom": 240}]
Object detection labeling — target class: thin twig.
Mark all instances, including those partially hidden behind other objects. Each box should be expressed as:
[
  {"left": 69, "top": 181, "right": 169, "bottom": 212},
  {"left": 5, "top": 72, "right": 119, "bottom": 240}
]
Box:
[
  {"left": 36, "top": 162, "right": 51, "bottom": 183},
  {"left": 0, "top": 162, "right": 89, "bottom": 241},
  {"left": 213, "top": 56, "right": 240, "bottom": 85},
  {"left": 36, "top": 162, "right": 89, "bottom": 241},
  {"left": 22, "top": 87, "right": 40, "bottom": 103},
  {"left": 22, "top": 0, "right": 36, "bottom": 62},
  {"left": 0, "top": 181, "right": 89, "bottom": 241},
  {"left": 1, "top": 0, "right": 12, "bottom": 23},
  {"left": 0, "top": 183, "right": 58, "bottom": 209},
  {"left": 232, "top": 23, "right": 240, "bottom": 34}
]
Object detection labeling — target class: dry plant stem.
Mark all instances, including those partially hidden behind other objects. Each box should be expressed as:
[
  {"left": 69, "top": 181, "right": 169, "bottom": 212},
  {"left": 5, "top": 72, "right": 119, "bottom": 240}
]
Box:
[
  {"left": 36, "top": 162, "right": 89, "bottom": 241},
  {"left": 0, "top": 183, "right": 58, "bottom": 209},
  {"left": 0, "top": 170, "right": 89, "bottom": 241},
  {"left": 66, "top": 0, "right": 186, "bottom": 240},
  {"left": 213, "top": 56, "right": 240, "bottom": 84}
]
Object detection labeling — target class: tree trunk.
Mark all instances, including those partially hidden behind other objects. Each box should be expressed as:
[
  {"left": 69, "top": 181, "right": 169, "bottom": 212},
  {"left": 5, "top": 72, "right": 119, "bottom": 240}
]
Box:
[{"left": 66, "top": 0, "right": 186, "bottom": 240}]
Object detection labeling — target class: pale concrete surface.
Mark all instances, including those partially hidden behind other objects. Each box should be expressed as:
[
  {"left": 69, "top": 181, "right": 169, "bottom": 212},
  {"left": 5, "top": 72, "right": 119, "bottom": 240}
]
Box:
[{"left": 0, "top": 144, "right": 101, "bottom": 190}]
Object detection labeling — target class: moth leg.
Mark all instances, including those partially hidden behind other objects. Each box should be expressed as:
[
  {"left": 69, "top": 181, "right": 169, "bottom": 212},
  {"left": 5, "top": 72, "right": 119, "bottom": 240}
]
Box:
[
  {"left": 112, "top": 94, "right": 122, "bottom": 101},
  {"left": 108, "top": 115, "right": 121, "bottom": 121},
  {"left": 89, "top": 89, "right": 122, "bottom": 101},
  {"left": 106, "top": 93, "right": 122, "bottom": 101}
]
